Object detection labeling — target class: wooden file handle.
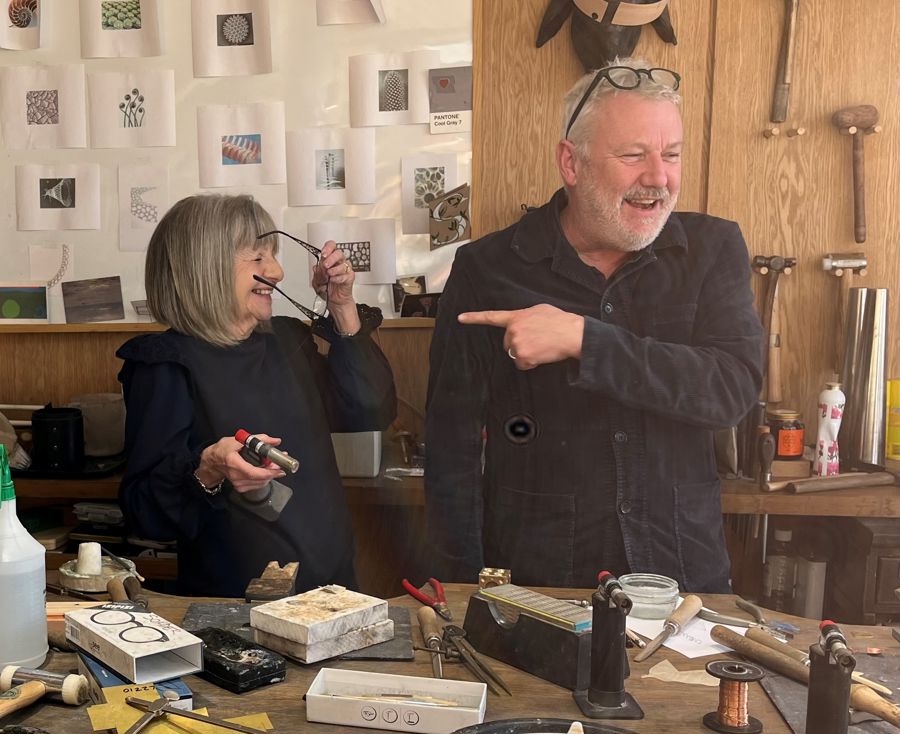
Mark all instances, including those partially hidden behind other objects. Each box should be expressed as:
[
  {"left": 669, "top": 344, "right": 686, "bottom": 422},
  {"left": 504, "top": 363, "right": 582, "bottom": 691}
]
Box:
[
  {"left": 123, "top": 575, "right": 149, "bottom": 608},
  {"left": 106, "top": 576, "right": 128, "bottom": 602},
  {"left": 670, "top": 594, "right": 703, "bottom": 631},
  {"left": 746, "top": 628, "right": 808, "bottom": 663},
  {"left": 851, "top": 132, "right": 867, "bottom": 243},
  {"left": 788, "top": 471, "right": 896, "bottom": 493},
  {"left": 417, "top": 606, "right": 442, "bottom": 646},
  {"left": 852, "top": 685, "right": 900, "bottom": 727},
  {"left": 0, "top": 681, "right": 47, "bottom": 719}
]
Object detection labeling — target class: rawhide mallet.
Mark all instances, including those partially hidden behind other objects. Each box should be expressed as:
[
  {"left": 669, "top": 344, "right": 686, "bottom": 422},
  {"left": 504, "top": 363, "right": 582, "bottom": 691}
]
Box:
[
  {"left": 832, "top": 105, "right": 881, "bottom": 243},
  {"left": 0, "top": 666, "right": 88, "bottom": 719}
]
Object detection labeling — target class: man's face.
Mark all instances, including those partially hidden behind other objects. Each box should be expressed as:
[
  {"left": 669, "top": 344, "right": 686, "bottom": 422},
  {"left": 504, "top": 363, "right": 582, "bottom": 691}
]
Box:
[{"left": 570, "top": 93, "right": 683, "bottom": 251}]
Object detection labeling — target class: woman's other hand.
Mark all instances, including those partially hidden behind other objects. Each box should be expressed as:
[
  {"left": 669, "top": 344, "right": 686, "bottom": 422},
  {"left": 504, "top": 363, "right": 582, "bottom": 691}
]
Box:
[
  {"left": 312, "top": 240, "right": 360, "bottom": 336},
  {"left": 197, "top": 433, "right": 285, "bottom": 493}
]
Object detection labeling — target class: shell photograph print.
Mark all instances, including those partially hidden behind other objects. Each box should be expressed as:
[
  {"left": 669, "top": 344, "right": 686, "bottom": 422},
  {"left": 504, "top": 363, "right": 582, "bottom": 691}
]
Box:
[
  {"left": 378, "top": 69, "right": 408, "bottom": 112},
  {"left": 315, "top": 149, "right": 346, "bottom": 190},
  {"left": 221, "top": 134, "right": 262, "bottom": 165},
  {"left": 101, "top": 0, "right": 141, "bottom": 30},
  {"left": 39, "top": 178, "right": 75, "bottom": 209},
  {"left": 8, "top": 0, "right": 38, "bottom": 28},
  {"left": 119, "top": 88, "right": 145, "bottom": 127},
  {"left": 217, "top": 12, "right": 254, "bottom": 46},
  {"left": 26, "top": 89, "right": 58, "bottom": 125}
]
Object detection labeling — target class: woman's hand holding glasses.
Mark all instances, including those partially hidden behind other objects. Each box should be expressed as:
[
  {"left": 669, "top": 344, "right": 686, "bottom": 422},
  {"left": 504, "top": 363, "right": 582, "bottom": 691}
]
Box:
[{"left": 312, "top": 240, "right": 360, "bottom": 336}]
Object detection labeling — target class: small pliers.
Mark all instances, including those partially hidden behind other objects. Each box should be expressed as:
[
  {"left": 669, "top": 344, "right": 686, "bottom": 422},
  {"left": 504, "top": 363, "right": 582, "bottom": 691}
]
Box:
[{"left": 402, "top": 577, "right": 452, "bottom": 621}]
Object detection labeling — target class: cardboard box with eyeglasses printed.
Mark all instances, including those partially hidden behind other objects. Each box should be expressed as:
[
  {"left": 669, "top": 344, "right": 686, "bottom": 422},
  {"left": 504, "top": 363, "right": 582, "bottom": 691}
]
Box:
[{"left": 65, "top": 601, "right": 203, "bottom": 684}]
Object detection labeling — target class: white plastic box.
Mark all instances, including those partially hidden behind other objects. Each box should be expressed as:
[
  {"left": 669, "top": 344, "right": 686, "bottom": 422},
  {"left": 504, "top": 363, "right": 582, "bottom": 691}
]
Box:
[
  {"left": 306, "top": 668, "right": 486, "bottom": 734},
  {"left": 331, "top": 431, "right": 382, "bottom": 477}
]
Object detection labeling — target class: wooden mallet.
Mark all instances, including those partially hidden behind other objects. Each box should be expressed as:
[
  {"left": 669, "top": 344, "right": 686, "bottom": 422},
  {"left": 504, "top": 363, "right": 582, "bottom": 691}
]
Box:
[
  {"left": 0, "top": 666, "right": 88, "bottom": 720},
  {"left": 832, "top": 105, "right": 881, "bottom": 243}
]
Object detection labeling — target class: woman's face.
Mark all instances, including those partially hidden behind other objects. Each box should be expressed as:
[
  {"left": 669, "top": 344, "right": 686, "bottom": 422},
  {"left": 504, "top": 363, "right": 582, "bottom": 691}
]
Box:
[{"left": 232, "top": 243, "right": 284, "bottom": 338}]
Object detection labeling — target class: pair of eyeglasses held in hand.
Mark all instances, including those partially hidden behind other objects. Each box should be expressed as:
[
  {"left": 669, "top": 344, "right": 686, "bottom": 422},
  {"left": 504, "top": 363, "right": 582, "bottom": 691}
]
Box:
[
  {"left": 257, "top": 229, "right": 321, "bottom": 259},
  {"left": 253, "top": 274, "right": 326, "bottom": 322}
]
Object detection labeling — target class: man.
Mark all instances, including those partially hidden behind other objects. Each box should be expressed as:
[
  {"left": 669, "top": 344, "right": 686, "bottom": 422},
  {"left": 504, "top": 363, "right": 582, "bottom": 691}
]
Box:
[{"left": 425, "top": 58, "right": 763, "bottom": 593}]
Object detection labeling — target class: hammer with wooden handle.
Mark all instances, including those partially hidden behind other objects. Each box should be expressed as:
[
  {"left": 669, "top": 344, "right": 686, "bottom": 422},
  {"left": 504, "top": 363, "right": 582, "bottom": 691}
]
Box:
[
  {"left": 0, "top": 666, "right": 87, "bottom": 719},
  {"left": 832, "top": 105, "right": 881, "bottom": 243}
]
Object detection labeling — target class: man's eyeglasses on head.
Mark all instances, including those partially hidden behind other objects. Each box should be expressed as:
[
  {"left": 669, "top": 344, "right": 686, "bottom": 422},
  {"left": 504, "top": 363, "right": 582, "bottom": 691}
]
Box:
[
  {"left": 564, "top": 66, "right": 681, "bottom": 140},
  {"left": 253, "top": 274, "right": 327, "bottom": 322},
  {"left": 257, "top": 229, "right": 322, "bottom": 259}
]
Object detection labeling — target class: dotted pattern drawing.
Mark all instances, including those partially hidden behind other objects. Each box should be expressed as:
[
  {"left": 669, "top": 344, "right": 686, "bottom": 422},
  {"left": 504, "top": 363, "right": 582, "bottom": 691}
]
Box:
[
  {"left": 414, "top": 166, "right": 445, "bottom": 209},
  {"left": 221, "top": 134, "right": 262, "bottom": 165},
  {"left": 119, "top": 88, "right": 145, "bottom": 127},
  {"left": 8, "top": 0, "right": 38, "bottom": 28},
  {"left": 217, "top": 13, "right": 254, "bottom": 46},
  {"left": 315, "top": 148, "right": 346, "bottom": 190},
  {"left": 101, "top": 0, "right": 141, "bottom": 30},
  {"left": 26, "top": 89, "right": 58, "bottom": 125},
  {"left": 378, "top": 69, "right": 409, "bottom": 112},
  {"left": 337, "top": 241, "right": 371, "bottom": 272},
  {"left": 39, "top": 178, "right": 76, "bottom": 209},
  {"left": 130, "top": 186, "right": 158, "bottom": 223}
]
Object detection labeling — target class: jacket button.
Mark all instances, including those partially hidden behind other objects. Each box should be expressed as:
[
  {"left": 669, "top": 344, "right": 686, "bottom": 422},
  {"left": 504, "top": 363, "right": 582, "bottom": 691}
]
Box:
[
  {"left": 614, "top": 430, "right": 628, "bottom": 443},
  {"left": 604, "top": 302, "right": 614, "bottom": 314},
  {"left": 619, "top": 500, "right": 633, "bottom": 514}
]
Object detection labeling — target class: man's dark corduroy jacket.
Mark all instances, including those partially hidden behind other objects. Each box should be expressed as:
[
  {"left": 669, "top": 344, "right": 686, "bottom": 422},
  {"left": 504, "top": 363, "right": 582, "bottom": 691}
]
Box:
[{"left": 425, "top": 188, "right": 764, "bottom": 592}]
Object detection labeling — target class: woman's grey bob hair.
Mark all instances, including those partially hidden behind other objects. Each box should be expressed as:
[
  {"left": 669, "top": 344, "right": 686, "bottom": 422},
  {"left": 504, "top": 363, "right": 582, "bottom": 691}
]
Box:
[{"left": 144, "top": 194, "right": 277, "bottom": 347}]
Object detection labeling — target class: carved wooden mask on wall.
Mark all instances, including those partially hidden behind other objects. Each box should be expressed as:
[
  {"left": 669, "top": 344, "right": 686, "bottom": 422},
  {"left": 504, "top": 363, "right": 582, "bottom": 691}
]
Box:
[{"left": 537, "top": 0, "right": 677, "bottom": 72}]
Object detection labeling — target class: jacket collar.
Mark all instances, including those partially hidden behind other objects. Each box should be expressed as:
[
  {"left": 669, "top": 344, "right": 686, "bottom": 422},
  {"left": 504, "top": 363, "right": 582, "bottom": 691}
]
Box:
[{"left": 510, "top": 188, "right": 688, "bottom": 264}]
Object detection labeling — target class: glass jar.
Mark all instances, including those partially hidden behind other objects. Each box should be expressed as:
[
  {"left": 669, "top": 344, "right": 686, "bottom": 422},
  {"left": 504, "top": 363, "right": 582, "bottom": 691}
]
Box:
[
  {"left": 767, "top": 409, "right": 805, "bottom": 460},
  {"left": 617, "top": 573, "right": 679, "bottom": 619}
]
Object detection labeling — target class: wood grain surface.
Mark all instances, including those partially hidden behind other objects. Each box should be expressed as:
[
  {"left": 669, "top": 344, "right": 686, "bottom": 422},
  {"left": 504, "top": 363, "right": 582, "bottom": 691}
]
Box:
[{"left": 9, "top": 585, "right": 897, "bottom": 734}]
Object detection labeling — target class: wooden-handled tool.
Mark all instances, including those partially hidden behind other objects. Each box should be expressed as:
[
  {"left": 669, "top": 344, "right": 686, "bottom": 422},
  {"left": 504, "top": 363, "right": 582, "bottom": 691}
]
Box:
[
  {"left": 711, "top": 625, "right": 900, "bottom": 727},
  {"left": 771, "top": 0, "right": 800, "bottom": 122},
  {"left": 633, "top": 594, "right": 703, "bottom": 662},
  {"left": 746, "top": 628, "right": 893, "bottom": 696},
  {"left": 832, "top": 105, "right": 881, "bottom": 243},
  {"left": 752, "top": 255, "right": 795, "bottom": 406},
  {"left": 0, "top": 666, "right": 87, "bottom": 719},
  {"left": 417, "top": 606, "right": 444, "bottom": 679}
]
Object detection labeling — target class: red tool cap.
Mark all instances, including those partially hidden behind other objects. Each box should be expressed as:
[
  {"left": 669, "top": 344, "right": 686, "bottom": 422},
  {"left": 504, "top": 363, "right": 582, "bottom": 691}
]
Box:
[
  {"left": 598, "top": 571, "right": 613, "bottom": 582},
  {"left": 235, "top": 429, "right": 251, "bottom": 443},
  {"left": 819, "top": 619, "right": 836, "bottom": 631}
]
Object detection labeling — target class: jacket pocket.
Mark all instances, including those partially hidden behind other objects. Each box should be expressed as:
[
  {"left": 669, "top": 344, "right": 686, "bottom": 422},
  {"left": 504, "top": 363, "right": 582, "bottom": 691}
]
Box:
[
  {"left": 634, "top": 303, "right": 697, "bottom": 343},
  {"left": 484, "top": 485, "right": 576, "bottom": 587},
  {"left": 673, "top": 479, "right": 730, "bottom": 592}
]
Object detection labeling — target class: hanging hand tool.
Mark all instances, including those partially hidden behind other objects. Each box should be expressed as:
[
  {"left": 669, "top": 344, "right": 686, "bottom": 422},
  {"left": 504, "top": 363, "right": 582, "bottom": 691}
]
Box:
[
  {"left": 417, "top": 607, "right": 444, "bottom": 679},
  {"left": 711, "top": 625, "right": 900, "bottom": 727},
  {"left": 402, "top": 577, "right": 452, "bottom": 621},
  {"left": 832, "top": 105, "right": 881, "bottom": 243},
  {"left": 124, "top": 696, "right": 268, "bottom": 734},
  {"left": 441, "top": 625, "right": 511, "bottom": 695},
  {"left": 770, "top": 0, "right": 800, "bottom": 122},
  {"left": 633, "top": 594, "right": 703, "bottom": 663},
  {"left": 745, "top": 627, "right": 891, "bottom": 696}
]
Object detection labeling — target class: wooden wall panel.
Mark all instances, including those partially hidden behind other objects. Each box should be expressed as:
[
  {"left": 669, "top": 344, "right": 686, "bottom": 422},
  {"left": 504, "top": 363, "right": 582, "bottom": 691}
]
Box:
[
  {"left": 472, "top": 0, "right": 715, "bottom": 237},
  {"left": 707, "top": 0, "right": 900, "bottom": 423}
]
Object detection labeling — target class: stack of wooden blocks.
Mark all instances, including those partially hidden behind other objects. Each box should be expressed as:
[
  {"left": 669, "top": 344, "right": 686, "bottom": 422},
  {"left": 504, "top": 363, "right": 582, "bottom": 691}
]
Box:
[{"left": 250, "top": 585, "right": 393, "bottom": 663}]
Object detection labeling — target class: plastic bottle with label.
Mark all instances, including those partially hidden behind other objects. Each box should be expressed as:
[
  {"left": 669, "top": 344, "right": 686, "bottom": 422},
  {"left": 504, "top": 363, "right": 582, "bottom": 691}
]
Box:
[
  {"left": 761, "top": 528, "right": 797, "bottom": 613},
  {"left": 0, "top": 443, "right": 48, "bottom": 667}
]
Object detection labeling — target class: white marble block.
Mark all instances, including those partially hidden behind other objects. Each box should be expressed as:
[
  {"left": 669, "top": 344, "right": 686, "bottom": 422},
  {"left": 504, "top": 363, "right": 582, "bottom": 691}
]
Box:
[
  {"left": 250, "top": 585, "right": 388, "bottom": 644},
  {"left": 253, "top": 619, "right": 394, "bottom": 663}
]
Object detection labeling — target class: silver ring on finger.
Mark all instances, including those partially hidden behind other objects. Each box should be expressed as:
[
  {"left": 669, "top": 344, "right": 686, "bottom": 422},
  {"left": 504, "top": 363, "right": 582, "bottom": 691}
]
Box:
[{"left": 508, "top": 347, "right": 517, "bottom": 360}]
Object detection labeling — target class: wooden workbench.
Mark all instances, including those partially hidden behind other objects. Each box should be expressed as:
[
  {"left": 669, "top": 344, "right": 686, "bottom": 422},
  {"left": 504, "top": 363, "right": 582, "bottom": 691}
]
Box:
[{"left": 7, "top": 585, "right": 898, "bottom": 733}]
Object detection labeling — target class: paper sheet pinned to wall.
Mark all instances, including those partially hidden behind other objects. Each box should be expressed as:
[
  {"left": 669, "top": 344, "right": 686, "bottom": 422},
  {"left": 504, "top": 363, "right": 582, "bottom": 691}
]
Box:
[
  {"left": 316, "top": 0, "right": 385, "bottom": 25},
  {"left": 401, "top": 153, "right": 459, "bottom": 235},
  {"left": 287, "top": 128, "right": 375, "bottom": 206},
  {"left": 79, "top": 0, "right": 162, "bottom": 58},
  {"left": 88, "top": 69, "right": 175, "bottom": 148},
  {"left": 307, "top": 219, "right": 397, "bottom": 285},
  {"left": 16, "top": 163, "right": 100, "bottom": 230},
  {"left": 197, "top": 101, "right": 286, "bottom": 188},
  {"left": 349, "top": 49, "right": 440, "bottom": 127},
  {"left": 191, "top": 0, "right": 272, "bottom": 77},
  {"left": 0, "top": 0, "right": 42, "bottom": 50},
  {"left": 0, "top": 64, "right": 86, "bottom": 149}
]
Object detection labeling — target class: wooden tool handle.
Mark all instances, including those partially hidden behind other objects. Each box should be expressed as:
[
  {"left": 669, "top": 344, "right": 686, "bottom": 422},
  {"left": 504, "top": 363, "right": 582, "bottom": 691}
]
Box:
[
  {"left": 710, "top": 625, "right": 810, "bottom": 683},
  {"left": 671, "top": 594, "right": 703, "bottom": 631},
  {"left": 789, "top": 471, "right": 896, "bottom": 493},
  {"left": 851, "top": 132, "right": 866, "bottom": 243},
  {"left": 417, "top": 606, "right": 442, "bottom": 645},
  {"left": 0, "top": 681, "right": 46, "bottom": 719},
  {"left": 106, "top": 577, "right": 128, "bottom": 602},
  {"left": 123, "top": 576, "right": 148, "bottom": 607},
  {"left": 767, "top": 285, "right": 783, "bottom": 403},
  {"left": 851, "top": 684, "right": 900, "bottom": 726},
  {"left": 746, "top": 628, "right": 808, "bottom": 663}
]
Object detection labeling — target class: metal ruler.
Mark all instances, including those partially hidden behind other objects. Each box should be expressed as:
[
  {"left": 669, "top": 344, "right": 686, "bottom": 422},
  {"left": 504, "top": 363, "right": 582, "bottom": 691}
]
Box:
[{"left": 478, "top": 584, "right": 592, "bottom": 631}]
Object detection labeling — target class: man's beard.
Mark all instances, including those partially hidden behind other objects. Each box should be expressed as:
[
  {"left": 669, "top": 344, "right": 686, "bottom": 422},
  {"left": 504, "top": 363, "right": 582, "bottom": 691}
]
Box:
[{"left": 581, "top": 182, "right": 677, "bottom": 252}]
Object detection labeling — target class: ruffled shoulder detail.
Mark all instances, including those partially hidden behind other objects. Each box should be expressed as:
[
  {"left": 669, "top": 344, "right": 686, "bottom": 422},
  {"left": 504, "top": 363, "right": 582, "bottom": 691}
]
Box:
[
  {"left": 116, "top": 331, "right": 188, "bottom": 365},
  {"left": 312, "top": 303, "right": 384, "bottom": 342}
]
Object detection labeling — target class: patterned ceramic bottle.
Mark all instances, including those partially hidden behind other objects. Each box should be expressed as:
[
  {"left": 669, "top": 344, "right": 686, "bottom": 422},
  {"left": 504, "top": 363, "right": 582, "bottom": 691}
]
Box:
[{"left": 814, "top": 381, "right": 845, "bottom": 476}]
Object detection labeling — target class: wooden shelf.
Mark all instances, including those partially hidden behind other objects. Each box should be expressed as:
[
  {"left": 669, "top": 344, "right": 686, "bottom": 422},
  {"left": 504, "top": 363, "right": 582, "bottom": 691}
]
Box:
[{"left": 0, "top": 318, "right": 433, "bottom": 335}]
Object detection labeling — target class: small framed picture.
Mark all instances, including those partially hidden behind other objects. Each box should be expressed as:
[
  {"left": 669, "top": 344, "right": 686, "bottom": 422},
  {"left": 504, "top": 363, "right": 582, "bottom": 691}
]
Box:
[
  {"left": 400, "top": 292, "right": 441, "bottom": 318},
  {"left": 0, "top": 283, "right": 49, "bottom": 323},
  {"left": 392, "top": 275, "right": 427, "bottom": 313}
]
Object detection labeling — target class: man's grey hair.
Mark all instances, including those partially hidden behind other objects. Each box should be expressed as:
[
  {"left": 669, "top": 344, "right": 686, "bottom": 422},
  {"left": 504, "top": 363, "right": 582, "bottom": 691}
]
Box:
[
  {"left": 145, "top": 194, "right": 278, "bottom": 347},
  {"left": 561, "top": 56, "right": 682, "bottom": 158}
]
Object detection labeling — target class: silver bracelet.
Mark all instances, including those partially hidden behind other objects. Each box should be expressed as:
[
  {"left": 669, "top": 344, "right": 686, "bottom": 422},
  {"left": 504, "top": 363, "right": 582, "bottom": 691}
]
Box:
[{"left": 193, "top": 470, "right": 225, "bottom": 496}]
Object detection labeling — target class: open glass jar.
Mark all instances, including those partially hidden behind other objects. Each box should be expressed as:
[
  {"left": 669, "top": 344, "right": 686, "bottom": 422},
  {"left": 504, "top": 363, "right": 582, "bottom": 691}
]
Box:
[{"left": 617, "top": 573, "right": 679, "bottom": 619}]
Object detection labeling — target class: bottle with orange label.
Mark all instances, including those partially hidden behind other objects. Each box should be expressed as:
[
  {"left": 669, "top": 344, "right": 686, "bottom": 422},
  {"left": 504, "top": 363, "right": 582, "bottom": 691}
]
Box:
[{"left": 767, "top": 409, "right": 805, "bottom": 460}]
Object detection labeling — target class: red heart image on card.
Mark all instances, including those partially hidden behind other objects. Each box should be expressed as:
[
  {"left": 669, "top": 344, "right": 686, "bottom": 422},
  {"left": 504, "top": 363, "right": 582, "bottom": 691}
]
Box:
[{"left": 439, "top": 78, "right": 450, "bottom": 88}]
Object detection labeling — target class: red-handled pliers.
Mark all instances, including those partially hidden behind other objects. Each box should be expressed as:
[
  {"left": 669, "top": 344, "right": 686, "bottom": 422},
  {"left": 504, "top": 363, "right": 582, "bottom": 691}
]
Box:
[{"left": 402, "top": 577, "right": 452, "bottom": 621}]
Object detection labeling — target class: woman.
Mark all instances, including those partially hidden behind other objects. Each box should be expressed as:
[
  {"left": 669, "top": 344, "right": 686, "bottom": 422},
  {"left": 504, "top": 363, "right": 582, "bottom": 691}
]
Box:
[{"left": 117, "top": 194, "right": 396, "bottom": 597}]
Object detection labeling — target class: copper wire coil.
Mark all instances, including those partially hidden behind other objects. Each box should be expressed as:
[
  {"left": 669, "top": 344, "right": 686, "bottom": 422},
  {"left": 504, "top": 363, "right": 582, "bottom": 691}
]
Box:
[{"left": 703, "top": 660, "right": 764, "bottom": 734}]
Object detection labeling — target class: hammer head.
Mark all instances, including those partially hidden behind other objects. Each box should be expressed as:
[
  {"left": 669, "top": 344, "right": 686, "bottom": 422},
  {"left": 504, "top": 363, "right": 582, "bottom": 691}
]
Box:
[
  {"left": 832, "top": 105, "right": 879, "bottom": 131},
  {"left": 0, "top": 666, "right": 88, "bottom": 705},
  {"left": 752, "top": 255, "right": 796, "bottom": 274}
]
